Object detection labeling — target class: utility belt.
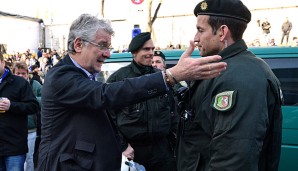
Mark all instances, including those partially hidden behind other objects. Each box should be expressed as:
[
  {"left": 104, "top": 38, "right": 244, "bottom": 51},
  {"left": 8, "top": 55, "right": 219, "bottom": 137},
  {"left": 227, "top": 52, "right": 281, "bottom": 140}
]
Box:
[{"left": 130, "top": 135, "right": 167, "bottom": 146}]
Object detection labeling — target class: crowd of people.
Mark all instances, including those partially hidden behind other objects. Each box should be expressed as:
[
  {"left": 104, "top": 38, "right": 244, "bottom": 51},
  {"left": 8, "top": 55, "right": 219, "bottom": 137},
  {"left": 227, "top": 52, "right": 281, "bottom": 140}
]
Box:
[
  {"left": 3, "top": 48, "right": 65, "bottom": 85},
  {"left": 0, "top": 0, "right": 284, "bottom": 171},
  {"left": 250, "top": 16, "right": 298, "bottom": 47}
]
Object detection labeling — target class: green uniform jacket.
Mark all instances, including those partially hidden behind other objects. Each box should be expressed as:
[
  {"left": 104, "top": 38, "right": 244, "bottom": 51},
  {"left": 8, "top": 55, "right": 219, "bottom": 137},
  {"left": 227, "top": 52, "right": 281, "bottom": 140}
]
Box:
[
  {"left": 107, "top": 61, "right": 178, "bottom": 150},
  {"left": 177, "top": 39, "right": 282, "bottom": 171}
]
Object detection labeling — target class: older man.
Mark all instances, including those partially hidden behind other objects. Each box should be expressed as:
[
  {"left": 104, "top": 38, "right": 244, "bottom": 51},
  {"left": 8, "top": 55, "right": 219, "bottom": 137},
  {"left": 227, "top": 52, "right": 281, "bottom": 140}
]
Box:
[{"left": 37, "top": 14, "right": 226, "bottom": 171}]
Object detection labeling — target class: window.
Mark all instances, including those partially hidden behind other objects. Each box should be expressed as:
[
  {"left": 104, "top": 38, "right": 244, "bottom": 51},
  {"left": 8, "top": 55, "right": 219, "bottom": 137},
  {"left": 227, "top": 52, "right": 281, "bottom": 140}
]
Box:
[
  {"left": 263, "top": 58, "right": 298, "bottom": 106},
  {"left": 100, "top": 62, "right": 130, "bottom": 82}
]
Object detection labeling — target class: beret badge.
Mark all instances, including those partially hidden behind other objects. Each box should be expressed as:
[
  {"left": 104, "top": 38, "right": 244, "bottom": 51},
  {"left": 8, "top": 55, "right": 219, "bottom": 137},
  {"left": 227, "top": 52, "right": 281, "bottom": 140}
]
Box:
[
  {"left": 200, "top": 1, "right": 208, "bottom": 11},
  {"left": 156, "top": 51, "right": 160, "bottom": 55}
]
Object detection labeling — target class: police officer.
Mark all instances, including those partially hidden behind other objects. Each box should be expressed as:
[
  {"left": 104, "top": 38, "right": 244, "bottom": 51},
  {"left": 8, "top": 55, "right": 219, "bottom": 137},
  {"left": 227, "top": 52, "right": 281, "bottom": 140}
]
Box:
[
  {"left": 152, "top": 51, "right": 166, "bottom": 71},
  {"left": 107, "top": 32, "right": 178, "bottom": 171},
  {"left": 176, "top": 0, "right": 283, "bottom": 171}
]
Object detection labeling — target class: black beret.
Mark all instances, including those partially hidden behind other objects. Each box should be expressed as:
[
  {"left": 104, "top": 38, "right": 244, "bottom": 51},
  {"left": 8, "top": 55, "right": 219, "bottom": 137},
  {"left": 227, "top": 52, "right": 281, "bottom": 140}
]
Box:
[
  {"left": 154, "top": 51, "right": 166, "bottom": 60},
  {"left": 128, "top": 32, "right": 151, "bottom": 52},
  {"left": 194, "top": 0, "right": 251, "bottom": 23}
]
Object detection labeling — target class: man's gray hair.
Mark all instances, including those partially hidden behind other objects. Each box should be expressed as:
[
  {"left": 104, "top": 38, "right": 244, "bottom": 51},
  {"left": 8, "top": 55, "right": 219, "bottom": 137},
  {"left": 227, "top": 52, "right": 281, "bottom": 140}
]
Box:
[{"left": 67, "top": 14, "right": 114, "bottom": 54}]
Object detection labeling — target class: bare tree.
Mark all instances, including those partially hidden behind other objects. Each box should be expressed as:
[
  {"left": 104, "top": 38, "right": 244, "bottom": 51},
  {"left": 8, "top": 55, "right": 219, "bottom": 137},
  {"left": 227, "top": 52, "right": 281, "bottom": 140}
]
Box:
[
  {"left": 101, "top": 0, "right": 105, "bottom": 17},
  {"left": 147, "top": 0, "right": 163, "bottom": 33}
]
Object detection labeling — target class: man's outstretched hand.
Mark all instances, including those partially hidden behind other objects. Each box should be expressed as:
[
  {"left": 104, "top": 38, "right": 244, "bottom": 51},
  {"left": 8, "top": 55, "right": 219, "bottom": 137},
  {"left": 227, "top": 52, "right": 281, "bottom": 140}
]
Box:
[{"left": 168, "top": 40, "right": 227, "bottom": 82}]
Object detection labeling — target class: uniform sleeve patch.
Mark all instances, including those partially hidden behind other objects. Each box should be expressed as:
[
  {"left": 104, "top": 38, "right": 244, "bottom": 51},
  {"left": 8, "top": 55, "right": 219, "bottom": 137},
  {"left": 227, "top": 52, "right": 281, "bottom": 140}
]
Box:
[{"left": 212, "top": 90, "right": 237, "bottom": 112}]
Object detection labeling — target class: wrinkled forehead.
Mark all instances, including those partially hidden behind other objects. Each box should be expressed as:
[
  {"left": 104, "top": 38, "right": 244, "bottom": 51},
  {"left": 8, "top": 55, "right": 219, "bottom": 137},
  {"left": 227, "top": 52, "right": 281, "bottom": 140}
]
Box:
[{"left": 94, "top": 30, "right": 112, "bottom": 43}]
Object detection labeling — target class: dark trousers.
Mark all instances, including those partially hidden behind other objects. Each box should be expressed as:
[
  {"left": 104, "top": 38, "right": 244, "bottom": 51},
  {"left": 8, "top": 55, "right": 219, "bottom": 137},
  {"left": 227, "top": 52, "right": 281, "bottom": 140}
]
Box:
[
  {"left": 33, "top": 137, "right": 41, "bottom": 168},
  {"left": 132, "top": 137, "right": 177, "bottom": 171},
  {"left": 281, "top": 31, "right": 290, "bottom": 44}
]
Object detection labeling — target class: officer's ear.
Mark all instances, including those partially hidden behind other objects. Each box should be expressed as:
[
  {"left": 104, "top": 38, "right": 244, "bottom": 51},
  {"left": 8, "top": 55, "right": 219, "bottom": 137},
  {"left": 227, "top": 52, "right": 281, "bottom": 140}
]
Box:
[
  {"left": 218, "top": 25, "right": 229, "bottom": 42},
  {"left": 131, "top": 51, "right": 137, "bottom": 59}
]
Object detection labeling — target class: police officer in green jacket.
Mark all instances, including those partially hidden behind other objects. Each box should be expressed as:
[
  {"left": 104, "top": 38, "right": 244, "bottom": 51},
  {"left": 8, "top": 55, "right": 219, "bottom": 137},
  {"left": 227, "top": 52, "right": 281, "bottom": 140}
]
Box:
[
  {"left": 176, "top": 0, "right": 283, "bottom": 171},
  {"left": 107, "top": 32, "right": 178, "bottom": 171}
]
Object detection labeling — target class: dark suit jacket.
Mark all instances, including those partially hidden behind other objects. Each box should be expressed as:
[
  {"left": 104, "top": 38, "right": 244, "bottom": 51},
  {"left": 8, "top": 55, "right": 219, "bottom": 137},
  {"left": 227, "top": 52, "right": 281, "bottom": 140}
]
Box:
[{"left": 37, "top": 55, "right": 167, "bottom": 171}]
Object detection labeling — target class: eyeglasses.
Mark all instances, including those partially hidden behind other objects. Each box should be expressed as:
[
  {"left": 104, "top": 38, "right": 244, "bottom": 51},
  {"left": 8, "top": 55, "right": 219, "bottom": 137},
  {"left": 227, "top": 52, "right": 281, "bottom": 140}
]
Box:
[{"left": 82, "top": 39, "right": 112, "bottom": 52}]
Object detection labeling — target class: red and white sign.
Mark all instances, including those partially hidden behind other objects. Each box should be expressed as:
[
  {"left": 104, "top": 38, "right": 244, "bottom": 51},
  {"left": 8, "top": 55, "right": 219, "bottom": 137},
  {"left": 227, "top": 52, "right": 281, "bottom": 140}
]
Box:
[{"left": 131, "top": 0, "right": 144, "bottom": 5}]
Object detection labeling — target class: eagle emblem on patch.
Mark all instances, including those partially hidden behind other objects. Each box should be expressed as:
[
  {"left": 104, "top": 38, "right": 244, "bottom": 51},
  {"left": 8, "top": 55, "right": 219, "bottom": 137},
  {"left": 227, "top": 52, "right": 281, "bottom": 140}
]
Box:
[
  {"left": 200, "top": 2, "right": 208, "bottom": 11},
  {"left": 212, "top": 91, "right": 236, "bottom": 111}
]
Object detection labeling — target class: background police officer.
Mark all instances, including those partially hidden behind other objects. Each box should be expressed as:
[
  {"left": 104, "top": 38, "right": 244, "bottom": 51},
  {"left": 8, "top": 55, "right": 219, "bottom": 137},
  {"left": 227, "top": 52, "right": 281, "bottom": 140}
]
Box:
[{"left": 107, "top": 32, "right": 178, "bottom": 171}]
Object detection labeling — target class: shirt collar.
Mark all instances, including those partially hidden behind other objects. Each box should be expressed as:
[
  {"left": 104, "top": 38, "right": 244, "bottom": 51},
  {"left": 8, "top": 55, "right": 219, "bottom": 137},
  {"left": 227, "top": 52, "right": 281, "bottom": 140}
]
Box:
[{"left": 69, "top": 55, "right": 97, "bottom": 80}]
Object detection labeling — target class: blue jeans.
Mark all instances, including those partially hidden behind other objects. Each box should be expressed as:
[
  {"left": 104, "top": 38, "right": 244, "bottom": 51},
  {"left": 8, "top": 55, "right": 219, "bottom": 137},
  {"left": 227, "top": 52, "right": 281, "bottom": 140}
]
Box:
[
  {"left": 25, "top": 131, "right": 36, "bottom": 171},
  {"left": 0, "top": 154, "right": 26, "bottom": 171}
]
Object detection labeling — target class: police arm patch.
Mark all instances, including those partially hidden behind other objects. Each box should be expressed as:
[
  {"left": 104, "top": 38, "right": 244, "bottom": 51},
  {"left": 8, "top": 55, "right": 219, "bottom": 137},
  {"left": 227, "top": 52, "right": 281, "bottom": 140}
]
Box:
[{"left": 212, "top": 90, "right": 237, "bottom": 112}]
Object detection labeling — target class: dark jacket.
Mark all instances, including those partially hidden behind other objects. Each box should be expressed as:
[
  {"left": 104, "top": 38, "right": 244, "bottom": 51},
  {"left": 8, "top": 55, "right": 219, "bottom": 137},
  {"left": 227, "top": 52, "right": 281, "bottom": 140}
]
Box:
[
  {"left": 0, "top": 68, "right": 39, "bottom": 156},
  {"left": 37, "top": 55, "right": 168, "bottom": 171},
  {"left": 107, "top": 61, "right": 178, "bottom": 149},
  {"left": 282, "top": 21, "right": 292, "bottom": 33},
  {"left": 177, "top": 40, "right": 282, "bottom": 171},
  {"left": 31, "top": 72, "right": 43, "bottom": 85}
]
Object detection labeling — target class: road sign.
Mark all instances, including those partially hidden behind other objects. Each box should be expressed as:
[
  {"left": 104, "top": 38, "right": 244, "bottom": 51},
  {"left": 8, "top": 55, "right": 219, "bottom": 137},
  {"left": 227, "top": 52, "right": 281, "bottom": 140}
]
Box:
[{"left": 131, "top": 0, "right": 144, "bottom": 5}]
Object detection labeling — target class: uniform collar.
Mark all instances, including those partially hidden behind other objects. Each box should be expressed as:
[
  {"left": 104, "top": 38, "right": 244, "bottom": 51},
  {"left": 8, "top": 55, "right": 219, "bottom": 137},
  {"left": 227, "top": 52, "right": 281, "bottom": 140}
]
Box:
[
  {"left": 131, "top": 60, "right": 154, "bottom": 75},
  {"left": 218, "top": 39, "right": 248, "bottom": 61}
]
